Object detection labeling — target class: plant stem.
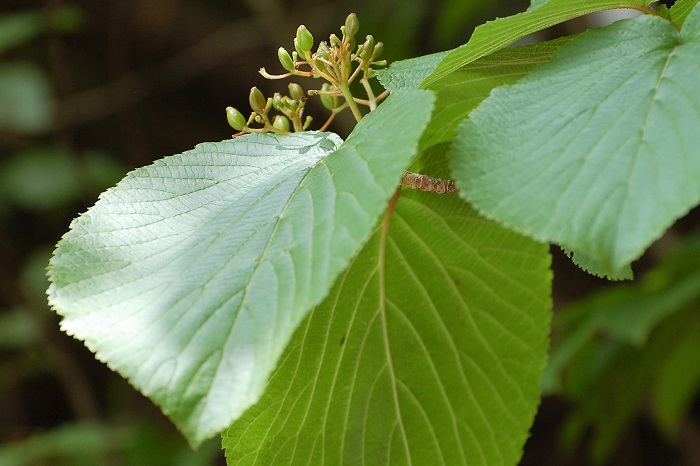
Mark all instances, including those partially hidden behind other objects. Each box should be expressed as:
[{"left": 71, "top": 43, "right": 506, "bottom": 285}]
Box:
[
  {"left": 401, "top": 171, "right": 458, "bottom": 194},
  {"left": 338, "top": 84, "right": 363, "bottom": 122},
  {"left": 360, "top": 77, "right": 378, "bottom": 111}
]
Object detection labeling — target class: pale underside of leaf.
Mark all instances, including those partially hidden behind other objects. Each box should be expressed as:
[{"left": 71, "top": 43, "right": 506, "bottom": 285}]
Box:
[
  {"left": 223, "top": 189, "right": 552, "bottom": 466},
  {"left": 451, "top": 10, "right": 700, "bottom": 277},
  {"left": 47, "top": 89, "right": 435, "bottom": 446}
]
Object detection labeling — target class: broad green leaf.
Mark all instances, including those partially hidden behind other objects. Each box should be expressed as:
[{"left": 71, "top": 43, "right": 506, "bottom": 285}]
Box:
[
  {"left": 419, "top": 0, "right": 655, "bottom": 88},
  {"left": 419, "top": 37, "right": 571, "bottom": 150},
  {"left": 671, "top": 0, "right": 699, "bottom": 26},
  {"left": 223, "top": 188, "right": 552, "bottom": 465},
  {"left": 451, "top": 10, "right": 700, "bottom": 277},
  {"left": 47, "top": 89, "right": 435, "bottom": 446},
  {"left": 561, "top": 248, "right": 632, "bottom": 280}
]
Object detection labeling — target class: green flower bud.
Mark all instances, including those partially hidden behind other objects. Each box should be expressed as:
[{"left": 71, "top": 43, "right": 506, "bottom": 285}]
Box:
[
  {"left": 313, "top": 57, "right": 327, "bottom": 74},
  {"left": 293, "top": 38, "right": 306, "bottom": 58},
  {"left": 288, "top": 83, "right": 304, "bottom": 101},
  {"left": 303, "top": 115, "right": 313, "bottom": 130},
  {"left": 316, "top": 41, "right": 330, "bottom": 60},
  {"left": 249, "top": 87, "right": 266, "bottom": 114},
  {"left": 344, "top": 13, "right": 359, "bottom": 38},
  {"left": 319, "top": 83, "right": 339, "bottom": 110},
  {"left": 277, "top": 47, "right": 294, "bottom": 72},
  {"left": 346, "top": 35, "right": 356, "bottom": 52},
  {"left": 272, "top": 92, "right": 283, "bottom": 111},
  {"left": 272, "top": 115, "right": 290, "bottom": 131},
  {"left": 226, "top": 106, "right": 246, "bottom": 131},
  {"left": 330, "top": 33, "right": 342, "bottom": 48},
  {"left": 282, "top": 96, "right": 298, "bottom": 112},
  {"left": 361, "top": 35, "right": 375, "bottom": 61},
  {"left": 296, "top": 25, "right": 313, "bottom": 53},
  {"left": 371, "top": 42, "right": 384, "bottom": 60}
]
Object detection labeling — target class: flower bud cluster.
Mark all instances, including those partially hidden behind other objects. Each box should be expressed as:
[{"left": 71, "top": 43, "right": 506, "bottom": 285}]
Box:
[
  {"left": 226, "top": 83, "right": 312, "bottom": 134},
  {"left": 227, "top": 13, "right": 389, "bottom": 135}
]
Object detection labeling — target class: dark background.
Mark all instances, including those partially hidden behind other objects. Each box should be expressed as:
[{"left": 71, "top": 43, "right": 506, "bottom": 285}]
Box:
[{"left": 1, "top": 1, "right": 697, "bottom": 465}]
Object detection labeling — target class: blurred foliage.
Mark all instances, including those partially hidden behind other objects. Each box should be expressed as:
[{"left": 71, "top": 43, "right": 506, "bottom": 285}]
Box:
[
  {"left": 544, "top": 233, "right": 700, "bottom": 464},
  {"left": 0, "top": 0, "right": 697, "bottom": 465}
]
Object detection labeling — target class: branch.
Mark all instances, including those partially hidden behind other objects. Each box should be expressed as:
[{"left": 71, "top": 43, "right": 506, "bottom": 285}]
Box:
[{"left": 401, "top": 171, "right": 458, "bottom": 194}]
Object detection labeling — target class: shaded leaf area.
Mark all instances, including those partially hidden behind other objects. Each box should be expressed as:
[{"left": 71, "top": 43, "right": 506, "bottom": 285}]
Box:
[
  {"left": 223, "top": 188, "right": 551, "bottom": 466},
  {"left": 542, "top": 233, "right": 700, "bottom": 463},
  {"left": 419, "top": 0, "right": 654, "bottom": 87},
  {"left": 0, "top": 422, "right": 221, "bottom": 466},
  {"left": 47, "top": 89, "right": 435, "bottom": 446},
  {"left": 452, "top": 9, "right": 700, "bottom": 278}
]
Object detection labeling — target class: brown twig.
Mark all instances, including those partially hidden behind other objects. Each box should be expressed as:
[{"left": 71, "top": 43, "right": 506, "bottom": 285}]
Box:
[{"left": 401, "top": 171, "right": 458, "bottom": 194}]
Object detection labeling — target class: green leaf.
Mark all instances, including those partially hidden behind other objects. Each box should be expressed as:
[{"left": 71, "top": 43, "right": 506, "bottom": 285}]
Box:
[
  {"left": 419, "top": 37, "right": 571, "bottom": 150},
  {"left": 0, "top": 11, "right": 43, "bottom": 53},
  {"left": 544, "top": 233, "right": 700, "bottom": 459},
  {"left": 419, "top": 0, "right": 655, "bottom": 88},
  {"left": 451, "top": 11, "right": 700, "bottom": 277},
  {"left": 223, "top": 189, "right": 552, "bottom": 465},
  {"left": 561, "top": 248, "right": 633, "bottom": 281},
  {"left": 651, "top": 319, "right": 700, "bottom": 435},
  {"left": 0, "top": 147, "right": 80, "bottom": 209},
  {"left": 377, "top": 51, "right": 450, "bottom": 91},
  {"left": 0, "top": 7, "right": 83, "bottom": 54},
  {"left": 47, "top": 89, "right": 435, "bottom": 446},
  {"left": 544, "top": 233, "right": 700, "bottom": 395},
  {"left": 0, "top": 423, "right": 131, "bottom": 466},
  {"left": 550, "top": 307, "right": 699, "bottom": 462},
  {"left": 671, "top": 0, "right": 699, "bottom": 26}
]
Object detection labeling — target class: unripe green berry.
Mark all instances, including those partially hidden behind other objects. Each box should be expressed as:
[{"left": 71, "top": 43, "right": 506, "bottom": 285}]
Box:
[
  {"left": 272, "top": 115, "right": 290, "bottom": 131},
  {"left": 296, "top": 25, "right": 313, "bottom": 53},
  {"left": 226, "top": 107, "right": 246, "bottom": 131},
  {"left": 277, "top": 47, "right": 294, "bottom": 72},
  {"left": 344, "top": 13, "right": 359, "bottom": 38},
  {"left": 288, "top": 83, "right": 304, "bottom": 101},
  {"left": 249, "top": 87, "right": 266, "bottom": 114},
  {"left": 272, "top": 92, "right": 283, "bottom": 111}
]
